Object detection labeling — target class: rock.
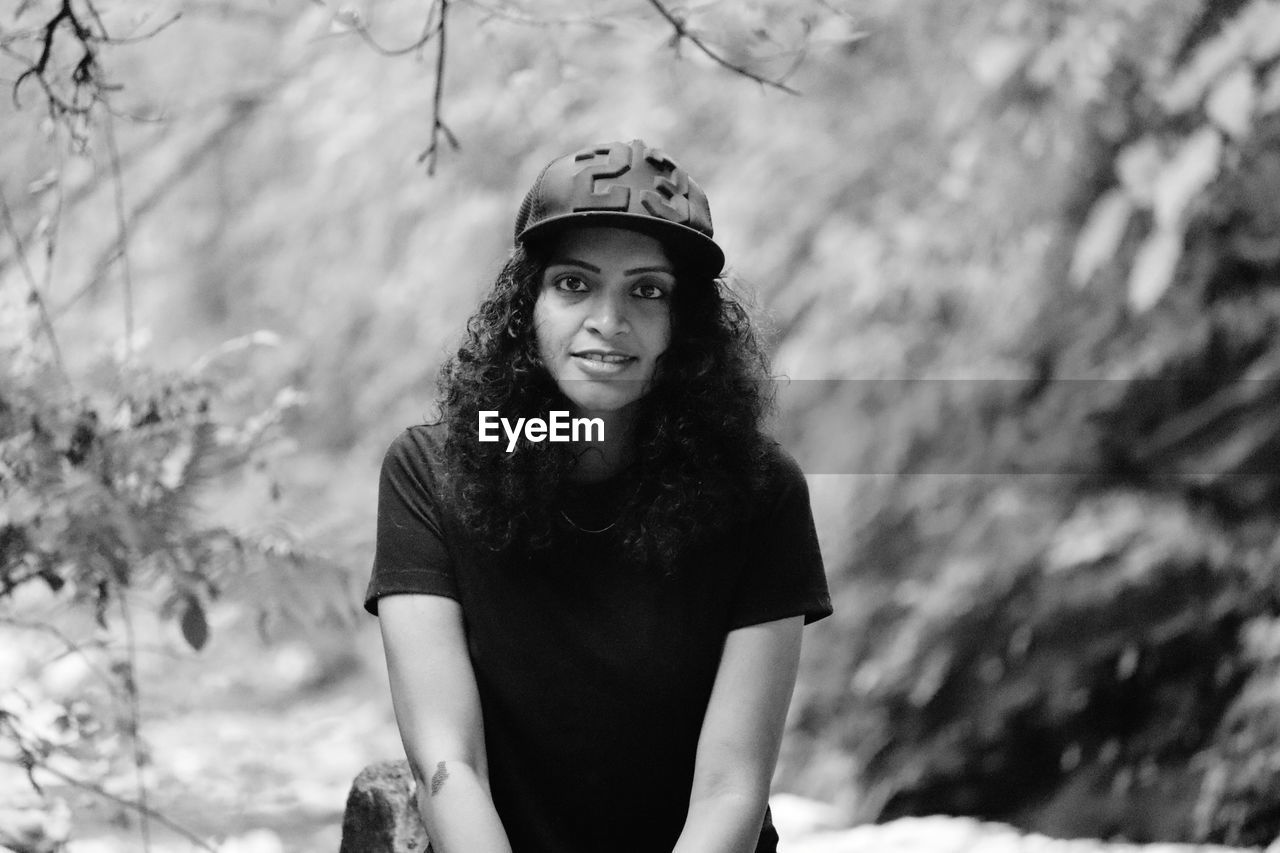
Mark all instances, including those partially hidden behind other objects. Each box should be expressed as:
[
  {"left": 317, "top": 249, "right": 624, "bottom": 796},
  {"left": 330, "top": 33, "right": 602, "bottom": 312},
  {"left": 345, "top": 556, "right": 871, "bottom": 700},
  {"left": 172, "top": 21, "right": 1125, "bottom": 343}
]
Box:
[{"left": 339, "top": 761, "right": 431, "bottom": 853}]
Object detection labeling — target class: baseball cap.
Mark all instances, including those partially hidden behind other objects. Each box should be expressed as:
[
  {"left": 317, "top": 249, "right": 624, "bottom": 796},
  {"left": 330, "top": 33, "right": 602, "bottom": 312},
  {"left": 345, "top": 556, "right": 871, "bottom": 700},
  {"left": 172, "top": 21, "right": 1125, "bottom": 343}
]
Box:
[{"left": 513, "top": 139, "right": 725, "bottom": 279}]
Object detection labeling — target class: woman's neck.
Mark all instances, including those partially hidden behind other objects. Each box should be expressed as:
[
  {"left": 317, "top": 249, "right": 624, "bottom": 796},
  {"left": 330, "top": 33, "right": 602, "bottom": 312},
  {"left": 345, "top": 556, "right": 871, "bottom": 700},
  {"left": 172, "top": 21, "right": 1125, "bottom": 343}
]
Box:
[{"left": 566, "top": 406, "right": 635, "bottom": 483}]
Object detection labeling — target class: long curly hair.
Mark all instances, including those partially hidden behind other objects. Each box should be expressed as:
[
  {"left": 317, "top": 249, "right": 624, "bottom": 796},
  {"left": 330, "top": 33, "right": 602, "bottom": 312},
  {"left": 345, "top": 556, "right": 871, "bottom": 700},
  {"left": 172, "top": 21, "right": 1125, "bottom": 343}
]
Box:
[{"left": 435, "top": 240, "right": 775, "bottom": 572}]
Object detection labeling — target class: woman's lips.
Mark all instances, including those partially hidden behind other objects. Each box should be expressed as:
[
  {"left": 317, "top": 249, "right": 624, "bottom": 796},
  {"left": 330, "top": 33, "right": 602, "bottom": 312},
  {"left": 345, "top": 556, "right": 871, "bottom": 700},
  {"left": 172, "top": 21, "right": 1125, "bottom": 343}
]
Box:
[{"left": 571, "top": 352, "right": 637, "bottom": 375}]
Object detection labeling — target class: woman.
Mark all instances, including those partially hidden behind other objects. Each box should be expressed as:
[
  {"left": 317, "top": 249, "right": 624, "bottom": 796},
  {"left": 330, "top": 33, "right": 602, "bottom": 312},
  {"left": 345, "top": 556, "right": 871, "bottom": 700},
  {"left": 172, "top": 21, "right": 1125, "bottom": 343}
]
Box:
[{"left": 366, "top": 139, "right": 832, "bottom": 853}]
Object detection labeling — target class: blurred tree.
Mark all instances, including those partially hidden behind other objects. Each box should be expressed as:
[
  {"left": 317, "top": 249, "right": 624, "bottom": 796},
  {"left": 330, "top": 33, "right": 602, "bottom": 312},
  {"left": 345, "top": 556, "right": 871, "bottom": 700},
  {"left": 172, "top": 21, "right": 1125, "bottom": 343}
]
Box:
[
  {"left": 783, "top": 0, "right": 1280, "bottom": 844},
  {"left": 3, "top": 0, "right": 846, "bottom": 170},
  {"left": 0, "top": 1, "right": 862, "bottom": 847},
  {"left": 24, "top": 0, "right": 1280, "bottom": 848}
]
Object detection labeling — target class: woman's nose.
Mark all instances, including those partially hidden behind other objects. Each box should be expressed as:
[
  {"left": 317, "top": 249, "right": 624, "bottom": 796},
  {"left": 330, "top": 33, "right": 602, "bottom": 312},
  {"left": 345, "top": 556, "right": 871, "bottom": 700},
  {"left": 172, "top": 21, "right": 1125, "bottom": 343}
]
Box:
[{"left": 584, "top": 292, "right": 630, "bottom": 337}]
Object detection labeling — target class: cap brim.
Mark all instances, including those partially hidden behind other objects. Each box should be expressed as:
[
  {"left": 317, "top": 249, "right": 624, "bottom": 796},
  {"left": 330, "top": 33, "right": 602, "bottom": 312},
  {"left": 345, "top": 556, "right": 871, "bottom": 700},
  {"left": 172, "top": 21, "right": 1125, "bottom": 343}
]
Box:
[{"left": 518, "top": 212, "right": 725, "bottom": 279}]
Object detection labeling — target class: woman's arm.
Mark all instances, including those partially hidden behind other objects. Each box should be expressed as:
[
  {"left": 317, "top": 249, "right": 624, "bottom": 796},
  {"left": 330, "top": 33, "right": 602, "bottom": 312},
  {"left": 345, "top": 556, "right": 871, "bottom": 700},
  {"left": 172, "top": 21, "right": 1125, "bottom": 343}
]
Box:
[
  {"left": 378, "top": 594, "right": 514, "bottom": 853},
  {"left": 671, "top": 614, "right": 805, "bottom": 853}
]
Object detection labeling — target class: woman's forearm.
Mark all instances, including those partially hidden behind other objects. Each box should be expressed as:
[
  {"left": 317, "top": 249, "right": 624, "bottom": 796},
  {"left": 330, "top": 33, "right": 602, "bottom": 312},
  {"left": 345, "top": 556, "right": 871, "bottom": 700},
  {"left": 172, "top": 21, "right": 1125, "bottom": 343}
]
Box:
[
  {"left": 410, "top": 759, "right": 514, "bottom": 853},
  {"left": 670, "top": 790, "right": 768, "bottom": 853}
]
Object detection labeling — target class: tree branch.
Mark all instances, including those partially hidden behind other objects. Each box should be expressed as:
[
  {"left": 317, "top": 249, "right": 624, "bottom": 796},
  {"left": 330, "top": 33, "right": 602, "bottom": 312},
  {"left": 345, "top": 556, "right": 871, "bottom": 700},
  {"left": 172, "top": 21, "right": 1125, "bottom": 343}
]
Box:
[
  {"left": 42, "top": 146, "right": 67, "bottom": 331},
  {"left": 457, "top": 0, "right": 624, "bottom": 29},
  {"left": 117, "top": 593, "right": 151, "bottom": 852},
  {"left": 178, "top": 1, "right": 293, "bottom": 25},
  {"left": 335, "top": 1, "right": 443, "bottom": 57},
  {"left": 0, "top": 119, "right": 178, "bottom": 283},
  {"left": 102, "top": 110, "right": 135, "bottom": 360},
  {"left": 11, "top": 0, "right": 107, "bottom": 118},
  {"left": 644, "top": 0, "right": 800, "bottom": 95},
  {"left": 0, "top": 27, "right": 44, "bottom": 49},
  {"left": 418, "top": 0, "right": 459, "bottom": 175},
  {"left": 53, "top": 98, "right": 264, "bottom": 317},
  {"left": 0, "top": 186, "right": 70, "bottom": 387},
  {"left": 93, "top": 13, "right": 183, "bottom": 46},
  {"left": 0, "top": 617, "right": 121, "bottom": 701},
  {"left": 313, "top": 0, "right": 458, "bottom": 172},
  {"left": 16, "top": 760, "right": 216, "bottom": 853},
  {"left": 79, "top": 0, "right": 110, "bottom": 42}
]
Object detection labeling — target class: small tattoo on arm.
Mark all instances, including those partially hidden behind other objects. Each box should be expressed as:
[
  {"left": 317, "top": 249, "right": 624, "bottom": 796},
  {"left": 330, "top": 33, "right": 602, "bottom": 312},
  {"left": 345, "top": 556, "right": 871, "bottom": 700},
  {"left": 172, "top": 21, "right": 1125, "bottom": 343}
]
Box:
[{"left": 430, "top": 761, "right": 449, "bottom": 796}]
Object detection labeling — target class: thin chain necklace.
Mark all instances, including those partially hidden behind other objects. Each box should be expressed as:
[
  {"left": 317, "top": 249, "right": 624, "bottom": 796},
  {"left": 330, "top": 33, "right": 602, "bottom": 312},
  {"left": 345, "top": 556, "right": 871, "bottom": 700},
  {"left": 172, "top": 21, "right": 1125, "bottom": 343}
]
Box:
[
  {"left": 558, "top": 508, "right": 617, "bottom": 534},
  {"left": 558, "top": 480, "right": 639, "bottom": 534}
]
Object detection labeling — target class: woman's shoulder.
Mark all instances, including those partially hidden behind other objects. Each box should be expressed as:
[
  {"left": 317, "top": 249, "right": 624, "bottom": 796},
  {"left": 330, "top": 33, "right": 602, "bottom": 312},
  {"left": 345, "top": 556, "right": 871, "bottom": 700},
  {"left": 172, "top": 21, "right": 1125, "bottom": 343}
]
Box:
[
  {"left": 757, "top": 439, "right": 808, "bottom": 493},
  {"left": 380, "top": 421, "right": 451, "bottom": 481},
  {"left": 731, "top": 439, "right": 810, "bottom": 523}
]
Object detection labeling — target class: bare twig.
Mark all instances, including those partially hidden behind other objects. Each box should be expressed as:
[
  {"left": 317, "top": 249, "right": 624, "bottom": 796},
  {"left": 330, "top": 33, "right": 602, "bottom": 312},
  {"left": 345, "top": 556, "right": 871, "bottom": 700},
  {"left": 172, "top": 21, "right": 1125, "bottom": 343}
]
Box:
[
  {"left": 179, "top": 1, "right": 293, "bottom": 25},
  {"left": 643, "top": 0, "right": 800, "bottom": 95},
  {"left": 53, "top": 99, "right": 263, "bottom": 317},
  {"left": 0, "top": 617, "right": 121, "bottom": 699},
  {"left": 0, "top": 186, "right": 70, "bottom": 387},
  {"left": 17, "top": 760, "right": 216, "bottom": 852},
  {"left": 43, "top": 148, "right": 66, "bottom": 307},
  {"left": 80, "top": 0, "right": 110, "bottom": 41},
  {"left": 102, "top": 111, "right": 135, "bottom": 360},
  {"left": 95, "top": 12, "right": 183, "bottom": 46},
  {"left": 11, "top": 0, "right": 106, "bottom": 118},
  {"left": 458, "top": 0, "right": 625, "bottom": 29},
  {"left": 418, "top": 0, "right": 459, "bottom": 175},
  {"left": 0, "top": 27, "right": 44, "bottom": 49},
  {"left": 773, "top": 20, "right": 814, "bottom": 88},
  {"left": 117, "top": 594, "right": 152, "bottom": 853},
  {"left": 341, "top": 2, "right": 443, "bottom": 57},
  {"left": 9, "top": 0, "right": 173, "bottom": 142},
  {"left": 0, "top": 120, "right": 177, "bottom": 282},
  {"left": 815, "top": 0, "right": 860, "bottom": 18},
  {"left": 311, "top": 0, "right": 458, "bottom": 169}
]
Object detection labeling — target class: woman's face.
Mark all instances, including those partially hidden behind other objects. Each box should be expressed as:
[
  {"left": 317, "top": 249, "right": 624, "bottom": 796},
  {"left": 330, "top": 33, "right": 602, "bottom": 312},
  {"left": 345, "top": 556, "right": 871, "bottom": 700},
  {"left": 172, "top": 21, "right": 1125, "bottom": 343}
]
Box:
[{"left": 533, "top": 226, "right": 676, "bottom": 419}]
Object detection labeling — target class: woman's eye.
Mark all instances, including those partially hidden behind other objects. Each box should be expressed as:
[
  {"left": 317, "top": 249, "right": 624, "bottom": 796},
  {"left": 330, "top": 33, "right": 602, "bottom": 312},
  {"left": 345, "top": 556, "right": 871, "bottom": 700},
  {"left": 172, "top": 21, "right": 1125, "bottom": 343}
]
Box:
[
  {"left": 553, "top": 275, "right": 588, "bottom": 293},
  {"left": 632, "top": 283, "right": 667, "bottom": 300}
]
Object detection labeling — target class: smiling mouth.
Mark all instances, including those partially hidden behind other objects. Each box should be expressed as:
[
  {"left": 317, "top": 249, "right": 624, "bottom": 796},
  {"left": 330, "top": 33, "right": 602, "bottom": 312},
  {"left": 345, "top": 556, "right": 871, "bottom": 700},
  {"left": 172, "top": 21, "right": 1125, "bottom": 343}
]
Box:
[{"left": 572, "top": 352, "right": 636, "bottom": 364}]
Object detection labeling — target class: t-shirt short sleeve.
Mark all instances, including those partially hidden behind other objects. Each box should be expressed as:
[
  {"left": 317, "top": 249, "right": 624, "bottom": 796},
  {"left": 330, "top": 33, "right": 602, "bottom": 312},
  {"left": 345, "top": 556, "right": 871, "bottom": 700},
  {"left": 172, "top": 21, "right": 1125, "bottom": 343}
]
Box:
[
  {"left": 728, "top": 447, "right": 833, "bottom": 630},
  {"left": 364, "top": 428, "right": 459, "bottom": 615}
]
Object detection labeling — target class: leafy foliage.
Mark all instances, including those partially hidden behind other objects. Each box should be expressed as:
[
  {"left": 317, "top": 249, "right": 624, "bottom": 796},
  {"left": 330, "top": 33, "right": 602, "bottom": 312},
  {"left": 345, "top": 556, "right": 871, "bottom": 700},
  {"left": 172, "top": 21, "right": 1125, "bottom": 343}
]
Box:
[
  {"left": 0, "top": 299, "right": 351, "bottom": 844},
  {"left": 0, "top": 348, "right": 311, "bottom": 630},
  {"left": 6, "top": 0, "right": 1280, "bottom": 848},
  {"left": 781, "top": 0, "right": 1280, "bottom": 844},
  {"left": 1, "top": 2, "right": 858, "bottom": 846}
]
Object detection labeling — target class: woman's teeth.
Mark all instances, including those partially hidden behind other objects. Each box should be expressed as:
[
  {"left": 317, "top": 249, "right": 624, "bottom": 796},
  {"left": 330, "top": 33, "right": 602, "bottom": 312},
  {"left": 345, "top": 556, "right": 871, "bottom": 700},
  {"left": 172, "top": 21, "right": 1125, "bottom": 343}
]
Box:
[{"left": 578, "top": 353, "right": 632, "bottom": 363}]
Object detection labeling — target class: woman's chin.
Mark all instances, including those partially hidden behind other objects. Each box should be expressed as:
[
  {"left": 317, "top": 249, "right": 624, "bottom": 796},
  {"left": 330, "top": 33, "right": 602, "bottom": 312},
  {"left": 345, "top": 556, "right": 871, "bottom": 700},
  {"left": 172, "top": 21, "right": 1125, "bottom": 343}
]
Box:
[
  {"left": 562, "top": 394, "right": 638, "bottom": 418},
  {"left": 556, "top": 381, "right": 647, "bottom": 417}
]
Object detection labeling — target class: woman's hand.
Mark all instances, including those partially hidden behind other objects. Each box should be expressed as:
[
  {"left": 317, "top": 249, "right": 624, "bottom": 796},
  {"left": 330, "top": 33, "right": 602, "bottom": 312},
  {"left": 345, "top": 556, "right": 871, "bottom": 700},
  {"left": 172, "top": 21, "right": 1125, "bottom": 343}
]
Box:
[
  {"left": 671, "top": 614, "right": 805, "bottom": 853},
  {"left": 378, "top": 593, "right": 514, "bottom": 853}
]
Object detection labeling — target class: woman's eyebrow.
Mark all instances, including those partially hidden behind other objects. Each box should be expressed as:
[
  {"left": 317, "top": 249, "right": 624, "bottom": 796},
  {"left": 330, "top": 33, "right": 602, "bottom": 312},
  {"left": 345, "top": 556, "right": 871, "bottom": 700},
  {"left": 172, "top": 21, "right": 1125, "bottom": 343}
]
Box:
[
  {"left": 547, "top": 258, "right": 675, "bottom": 277},
  {"left": 548, "top": 258, "right": 602, "bottom": 273}
]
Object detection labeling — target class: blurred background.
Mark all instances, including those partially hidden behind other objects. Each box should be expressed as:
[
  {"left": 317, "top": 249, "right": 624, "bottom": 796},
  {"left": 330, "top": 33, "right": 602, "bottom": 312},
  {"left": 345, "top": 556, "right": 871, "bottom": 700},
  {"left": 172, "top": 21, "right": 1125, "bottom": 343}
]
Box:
[{"left": 3, "top": 0, "right": 1280, "bottom": 850}]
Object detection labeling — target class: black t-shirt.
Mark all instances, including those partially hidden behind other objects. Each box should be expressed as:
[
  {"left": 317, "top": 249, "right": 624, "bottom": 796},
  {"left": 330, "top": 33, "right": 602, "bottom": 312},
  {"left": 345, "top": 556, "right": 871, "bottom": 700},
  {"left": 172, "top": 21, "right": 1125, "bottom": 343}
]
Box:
[{"left": 365, "top": 424, "right": 832, "bottom": 853}]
